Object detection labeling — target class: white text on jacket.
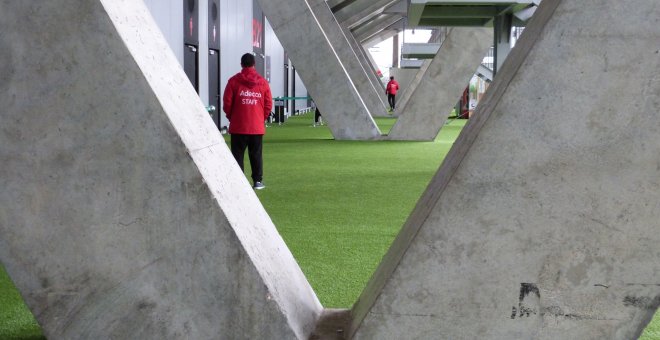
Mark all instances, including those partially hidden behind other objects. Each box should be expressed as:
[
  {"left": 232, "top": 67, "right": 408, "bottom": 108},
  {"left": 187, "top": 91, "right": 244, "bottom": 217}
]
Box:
[{"left": 240, "top": 90, "right": 262, "bottom": 105}]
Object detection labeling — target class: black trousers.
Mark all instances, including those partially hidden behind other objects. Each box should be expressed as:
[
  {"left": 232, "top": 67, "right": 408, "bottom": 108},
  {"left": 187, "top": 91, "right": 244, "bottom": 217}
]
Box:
[
  {"left": 387, "top": 94, "right": 396, "bottom": 109},
  {"left": 230, "top": 134, "right": 263, "bottom": 183},
  {"left": 315, "top": 108, "right": 322, "bottom": 123}
]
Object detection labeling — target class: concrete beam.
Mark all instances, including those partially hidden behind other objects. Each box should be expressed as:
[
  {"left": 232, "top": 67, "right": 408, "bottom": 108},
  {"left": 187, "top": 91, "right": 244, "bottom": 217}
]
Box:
[
  {"left": 476, "top": 63, "right": 494, "bottom": 82},
  {"left": 388, "top": 67, "right": 422, "bottom": 109},
  {"left": 257, "top": 0, "right": 381, "bottom": 139},
  {"left": 399, "top": 59, "right": 426, "bottom": 68},
  {"left": 306, "top": 0, "right": 389, "bottom": 118},
  {"left": 342, "top": 25, "right": 390, "bottom": 111},
  {"left": 329, "top": 0, "right": 358, "bottom": 12},
  {"left": 363, "top": 29, "right": 398, "bottom": 47},
  {"left": 408, "top": 0, "right": 536, "bottom": 27},
  {"left": 418, "top": 17, "right": 493, "bottom": 26},
  {"left": 493, "top": 13, "right": 513, "bottom": 74},
  {"left": 394, "top": 59, "right": 431, "bottom": 113},
  {"left": 335, "top": 0, "right": 398, "bottom": 29},
  {"left": 352, "top": 0, "right": 660, "bottom": 338},
  {"left": 352, "top": 14, "right": 404, "bottom": 43},
  {"left": 422, "top": 5, "right": 501, "bottom": 18},
  {"left": 514, "top": 4, "right": 538, "bottom": 22},
  {"left": 394, "top": 28, "right": 451, "bottom": 114},
  {"left": 401, "top": 43, "right": 441, "bottom": 59},
  {"left": 0, "top": 1, "right": 321, "bottom": 338},
  {"left": 383, "top": 0, "right": 408, "bottom": 14},
  {"left": 388, "top": 28, "right": 492, "bottom": 140},
  {"left": 326, "top": 0, "right": 344, "bottom": 7}
]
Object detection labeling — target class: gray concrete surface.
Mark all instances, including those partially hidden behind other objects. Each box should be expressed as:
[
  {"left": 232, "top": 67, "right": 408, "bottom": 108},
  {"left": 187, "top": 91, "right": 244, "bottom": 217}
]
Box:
[
  {"left": 352, "top": 0, "right": 660, "bottom": 338},
  {"left": 342, "top": 25, "right": 390, "bottom": 114},
  {"left": 388, "top": 67, "right": 419, "bottom": 105},
  {"left": 392, "top": 60, "right": 432, "bottom": 115},
  {"left": 0, "top": 1, "right": 321, "bottom": 338},
  {"left": 342, "top": 27, "right": 387, "bottom": 107},
  {"left": 308, "top": 0, "right": 389, "bottom": 118},
  {"left": 257, "top": 0, "right": 382, "bottom": 140},
  {"left": 388, "top": 28, "right": 492, "bottom": 140},
  {"left": 335, "top": 0, "right": 397, "bottom": 29}
]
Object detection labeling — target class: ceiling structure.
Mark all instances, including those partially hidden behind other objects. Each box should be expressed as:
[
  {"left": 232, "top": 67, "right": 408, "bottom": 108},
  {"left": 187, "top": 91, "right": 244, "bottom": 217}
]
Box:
[
  {"left": 328, "top": 0, "right": 541, "bottom": 74},
  {"left": 329, "top": 0, "right": 540, "bottom": 47},
  {"left": 407, "top": 0, "right": 539, "bottom": 27}
]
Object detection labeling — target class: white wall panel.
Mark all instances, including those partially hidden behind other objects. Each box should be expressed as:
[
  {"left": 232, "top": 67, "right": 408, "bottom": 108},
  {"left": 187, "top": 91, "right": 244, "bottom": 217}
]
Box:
[
  {"left": 143, "top": 0, "right": 183, "bottom": 65},
  {"left": 265, "top": 18, "right": 284, "bottom": 98},
  {"left": 294, "top": 70, "right": 308, "bottom": 111},
  {"left": 220, "top": 0, "right": 252, "bottom": 110}
]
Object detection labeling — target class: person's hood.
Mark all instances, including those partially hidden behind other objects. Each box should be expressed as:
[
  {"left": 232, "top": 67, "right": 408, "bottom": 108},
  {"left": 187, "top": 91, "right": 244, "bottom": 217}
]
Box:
[{"left": 237, "top": 67, "right": 260, "bottom": 87}]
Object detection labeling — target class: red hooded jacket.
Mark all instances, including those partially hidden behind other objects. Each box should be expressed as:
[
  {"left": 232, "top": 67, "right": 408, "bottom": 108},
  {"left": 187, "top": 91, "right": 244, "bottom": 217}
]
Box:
[
  {"left": 386, "top": 79, "right": 399, "bottom": 95},
  {"left": 223, "top": 67, "right": 272, "bottom": 135}
]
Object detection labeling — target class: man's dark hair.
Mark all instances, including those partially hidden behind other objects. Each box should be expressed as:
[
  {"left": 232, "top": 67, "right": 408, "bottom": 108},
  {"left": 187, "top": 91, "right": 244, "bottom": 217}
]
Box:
[
  {"left": 390, "top": 76, "right": 394, "bottom": 80},
  {"left": 241, "top": 53, "right": 256, "bottom": 67}
]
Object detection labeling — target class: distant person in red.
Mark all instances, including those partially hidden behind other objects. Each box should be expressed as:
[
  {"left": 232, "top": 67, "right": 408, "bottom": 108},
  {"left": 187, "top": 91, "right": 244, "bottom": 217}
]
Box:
[
  {"left": 223, "top": 53, "right": 272, "bottom": 190},
  {"left": 386, "top": 76, "right": 399, "bottom": 112}
]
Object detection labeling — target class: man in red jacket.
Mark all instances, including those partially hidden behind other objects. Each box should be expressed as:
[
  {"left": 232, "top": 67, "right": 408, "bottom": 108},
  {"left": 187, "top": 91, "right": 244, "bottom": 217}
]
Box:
[
  {"left": 223, "top": 53, "right": 272, "bottom": 190},
  {"left": 386, "top": 76, "right": 399, "bottom": 112}
]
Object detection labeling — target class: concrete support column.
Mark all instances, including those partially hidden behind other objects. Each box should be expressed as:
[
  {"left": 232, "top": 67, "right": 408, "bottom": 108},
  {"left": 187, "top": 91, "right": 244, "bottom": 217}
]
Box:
[
  {"left": 344, "top": 27, "right": 389, "bottom": 106},
  {"left": 256, "top": 0, "right": 381, "bottom": 139},
  {"left": 388, "top": 28, "right": 492, "bottom": 140},
  {"left": 0, "top": 1, "right": 321, "bottom": 338},
  {"left": 394, "top": 59, "right": 432, "bottom": 115},
  {"left": 392, "top": 33, "right": 399, "bottom": 68},
  {"left": 352, "top": 0, "right": 660, "bottom": 338},
  {"left": 307, "top": 0, "right": 389, "bottom": 118},
  {"left": 493, "top": 13, "right": 513, "bottom": 75}
]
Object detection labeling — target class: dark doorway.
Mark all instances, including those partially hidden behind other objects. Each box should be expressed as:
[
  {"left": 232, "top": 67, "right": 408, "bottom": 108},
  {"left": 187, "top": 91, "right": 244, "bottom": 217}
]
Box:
[
  {"left": 291, "top": 65, "right": 296, "bottom": 113},
  {"left": 252, "top": 0, "right": 265, "bottom": 77},
  {"left": 183, "top": 0, "right": 199, "bottom": 92},
  {"left": 184, "top": 45, "right": 199, "bottom": 92},
  {"left": 208, "top": 0, "right": 221, "bottom": 129},
  {"left": 208, "top": 49, "right": 220, "bottom": 128},
  {"left": 284, "top": 52, "right": 289, "bottom": 113}
]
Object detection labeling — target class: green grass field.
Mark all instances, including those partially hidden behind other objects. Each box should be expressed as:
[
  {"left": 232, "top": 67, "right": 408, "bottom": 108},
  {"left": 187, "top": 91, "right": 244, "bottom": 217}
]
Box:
[
  {"left": 0, "top": 114, "right": 658, "bottom": 339},
  {"left": 255, "top": 116, "right": 460, "bottom": 307}
]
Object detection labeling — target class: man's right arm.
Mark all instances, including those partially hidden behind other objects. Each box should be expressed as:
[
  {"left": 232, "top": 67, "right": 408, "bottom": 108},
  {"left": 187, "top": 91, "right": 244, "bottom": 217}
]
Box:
[{"left": 222, "top": 78, "right": 234, "bottom": 120}]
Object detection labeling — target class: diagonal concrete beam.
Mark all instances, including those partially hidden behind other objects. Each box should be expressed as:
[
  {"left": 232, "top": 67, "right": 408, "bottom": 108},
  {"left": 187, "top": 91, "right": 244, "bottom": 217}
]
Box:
[
  {"left": 305, "top": 0, "right": 389, "bottom": 118},
  {"left": 388, "top": 28, "right": 492, "bottom": 140},
  {"left": 383, "top": 0, "right": 408, "bottom": 14},
  {"left": 352, "top": 0, "right": 660, "bottom": 338},
  {"left": 328, "top": 0, "right": 358, "bottom": 12},
  {"left": 326, "top": 0, "right": 344, "bottom": 8},
  {"left": 363, "top": 29, "right": 398, "bottom": 47},
  {"left": 335, "top": 0, "right": 398, "bottom": 29},
  {"left": 393, "top": 59, "right": 432, "bottom": 114},
  {"left": 0, "top": 1, "right": 322, "bottom": 339},
  {"left": 394, "top": 28, "right": 451, "bottom": 113},
  {"left": 257, "top": 0, "right": 381, "bottom": 139},
  {"left": 352, "top": 14, "right": 405, "bottom": 44},
  {"left": 342, "top": 25, "right": 390, "bottom": 112}
]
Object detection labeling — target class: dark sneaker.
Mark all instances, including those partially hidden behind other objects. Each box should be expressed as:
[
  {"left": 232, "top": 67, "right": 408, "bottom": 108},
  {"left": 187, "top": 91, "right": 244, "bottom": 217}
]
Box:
[{"left": 253, "top": 182, "right": 266, "bottom": 190}]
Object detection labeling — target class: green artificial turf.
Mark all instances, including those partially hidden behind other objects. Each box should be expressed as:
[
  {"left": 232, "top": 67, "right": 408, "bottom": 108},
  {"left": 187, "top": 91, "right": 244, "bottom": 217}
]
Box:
[
  {"left": 1, "top": 113, "right": 659, "bottom": 338},
  {"left": 643, "top": 314, "right": 660, "bottom": 340},
  {"left": 0, "top": 267, "right": 45, "bottom": 340},
  {"left": 253, "top": 114, "right": 464, "bottom": 307}
]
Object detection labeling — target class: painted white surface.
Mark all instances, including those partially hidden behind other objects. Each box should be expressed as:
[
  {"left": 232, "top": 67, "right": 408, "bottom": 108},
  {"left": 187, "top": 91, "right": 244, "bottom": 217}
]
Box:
[
  {"left": 143, "top": 0, "right": 184, "bottom": 65},
  {"left": 265, "top": 18, "right": 285, "bottom": 98}
]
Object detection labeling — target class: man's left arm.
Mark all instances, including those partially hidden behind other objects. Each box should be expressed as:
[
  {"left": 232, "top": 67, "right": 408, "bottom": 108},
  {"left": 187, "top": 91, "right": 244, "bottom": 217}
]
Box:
[{"left": 263, "top": 85, "right": 273, "bottom": 120}]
